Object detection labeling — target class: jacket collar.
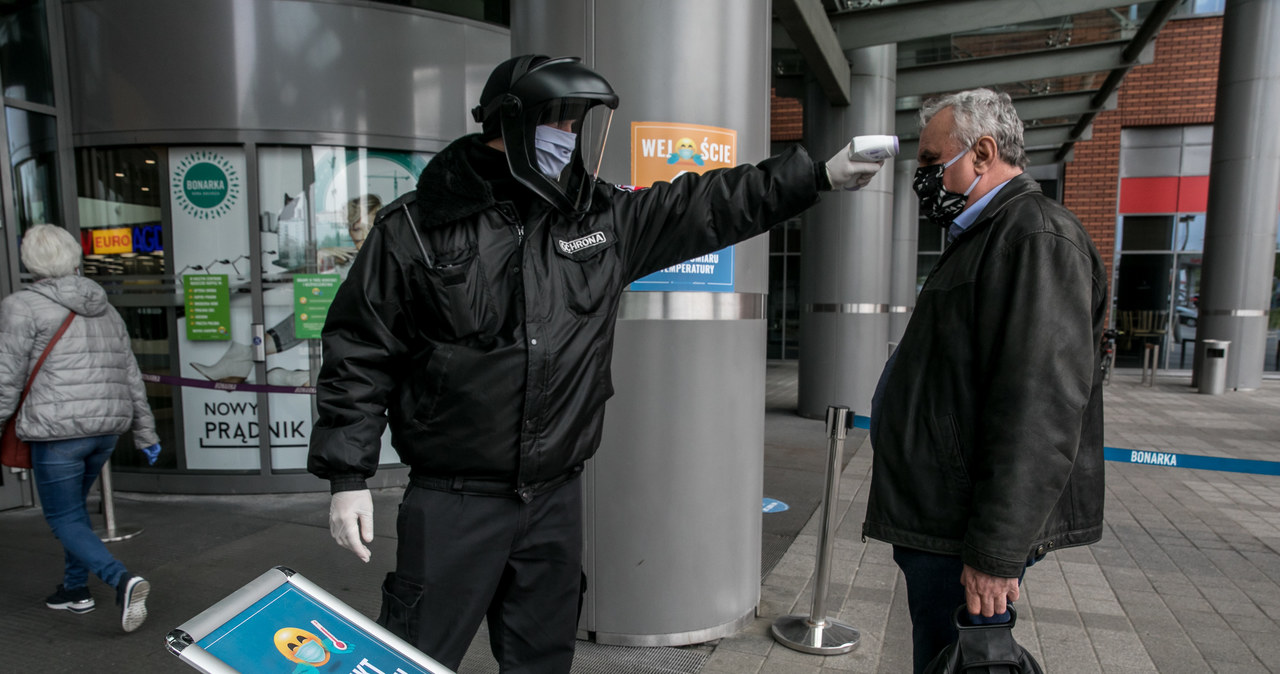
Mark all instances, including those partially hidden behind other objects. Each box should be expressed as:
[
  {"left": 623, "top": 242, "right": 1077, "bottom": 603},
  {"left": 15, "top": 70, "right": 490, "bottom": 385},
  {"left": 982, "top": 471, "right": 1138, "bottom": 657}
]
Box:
[
  {"left": 415, "top": 134, "right": 611, "bottom": 229},
  {"left": 415, "top": 135, "right": 502, "bottom": 230},
  {"left": 953, "top": 172, "right": 1041, "bottom": 240}
]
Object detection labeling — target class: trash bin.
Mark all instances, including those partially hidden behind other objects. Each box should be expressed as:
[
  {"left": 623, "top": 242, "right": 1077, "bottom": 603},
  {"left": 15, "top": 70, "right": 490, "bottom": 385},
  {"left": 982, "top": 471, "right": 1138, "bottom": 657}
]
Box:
[{"left": 1199, "top": 339, "right": 1230, "bottom": 395}]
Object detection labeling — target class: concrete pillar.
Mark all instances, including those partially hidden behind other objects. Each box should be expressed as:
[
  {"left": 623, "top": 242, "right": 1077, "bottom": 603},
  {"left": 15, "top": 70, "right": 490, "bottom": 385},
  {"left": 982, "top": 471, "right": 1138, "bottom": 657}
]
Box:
[
  {"left": 1197, "top": 0, "right": 1280, "bottom": 390},
  {"left": 797, "top": 44, "right": 897, "bottom": 419},
  {"left": 513, "top": 0, "right": 772, "bottom": 646},
  {"left": 889, "top": 158, "right": 919, "bottom": 346}
]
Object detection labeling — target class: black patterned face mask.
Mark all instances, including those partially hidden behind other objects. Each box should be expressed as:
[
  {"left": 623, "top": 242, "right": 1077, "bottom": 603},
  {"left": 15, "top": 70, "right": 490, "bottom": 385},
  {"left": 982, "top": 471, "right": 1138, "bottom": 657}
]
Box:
[{"left": 913, "top": 146, "right": 981, "bottom": 228}]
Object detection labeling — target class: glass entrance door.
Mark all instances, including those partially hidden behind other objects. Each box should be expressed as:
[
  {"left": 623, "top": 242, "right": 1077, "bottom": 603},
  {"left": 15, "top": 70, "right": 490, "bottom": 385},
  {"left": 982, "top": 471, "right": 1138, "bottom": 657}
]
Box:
[{"left": 256, "top": 145, "right": 430, "bottom": 472}]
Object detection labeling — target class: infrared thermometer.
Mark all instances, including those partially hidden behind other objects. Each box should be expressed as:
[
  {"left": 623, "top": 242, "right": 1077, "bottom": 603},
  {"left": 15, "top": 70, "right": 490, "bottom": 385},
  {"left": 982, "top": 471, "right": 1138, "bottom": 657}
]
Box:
[{"left": 849, "top": 134, "right": 899, "bottom": 162}]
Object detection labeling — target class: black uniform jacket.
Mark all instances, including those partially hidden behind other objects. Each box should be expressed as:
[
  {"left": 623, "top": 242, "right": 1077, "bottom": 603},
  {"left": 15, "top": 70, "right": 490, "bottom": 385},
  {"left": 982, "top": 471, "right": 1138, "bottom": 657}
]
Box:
[
  {"left": 863, "top": 174, "right": 1108, "bottom": 578},
  {"left": 308, "top": 136, "right": 823, "bottom": 495}
]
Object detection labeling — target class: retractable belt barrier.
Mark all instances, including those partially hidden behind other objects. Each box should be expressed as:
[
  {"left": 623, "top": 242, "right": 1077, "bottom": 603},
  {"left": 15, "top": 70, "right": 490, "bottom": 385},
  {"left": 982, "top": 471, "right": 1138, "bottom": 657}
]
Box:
[
  {"left": 135, "top": 384, "right": 1278, "bottom": 479},
  {"left": 142, "top": 372, "right": 316, "bottom": 396}
]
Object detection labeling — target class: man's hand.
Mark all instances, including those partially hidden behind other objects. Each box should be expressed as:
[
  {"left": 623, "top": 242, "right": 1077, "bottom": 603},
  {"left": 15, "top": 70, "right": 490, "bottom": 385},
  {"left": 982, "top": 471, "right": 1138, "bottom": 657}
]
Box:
[
  {"left": 825, "top": 143, "right": 884, "bottom": 191},
  {"left": 329, "top": 489, "right": 374, "bottom": 563},
  {"left": 961, "top": 564, "right": 1020, "bottom": 617}
]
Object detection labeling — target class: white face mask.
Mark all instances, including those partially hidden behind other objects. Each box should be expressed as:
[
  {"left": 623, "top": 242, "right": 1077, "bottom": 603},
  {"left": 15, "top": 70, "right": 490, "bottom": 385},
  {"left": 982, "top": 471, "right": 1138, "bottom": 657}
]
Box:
[
  {"left": 534, "top": 124, "right": 577, "bottom": 179},
  {"left": 295, "top": 640, "right": 326, "bottom": 664}
]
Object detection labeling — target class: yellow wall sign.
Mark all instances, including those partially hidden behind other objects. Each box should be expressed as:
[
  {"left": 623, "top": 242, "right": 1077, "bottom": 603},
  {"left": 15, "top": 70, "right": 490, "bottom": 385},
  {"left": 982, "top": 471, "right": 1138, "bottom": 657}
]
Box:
[
  {"left": 92, "top": 227, "right": 133, "bottom": 254},
  {"left": 630, "top": 121, "right": 737, "bottom": 188}
]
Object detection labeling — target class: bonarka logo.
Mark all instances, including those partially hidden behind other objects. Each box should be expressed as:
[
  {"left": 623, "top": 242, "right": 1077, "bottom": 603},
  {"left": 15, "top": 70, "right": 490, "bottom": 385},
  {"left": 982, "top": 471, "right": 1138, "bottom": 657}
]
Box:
[
  {"left": 559, "top": 232, "right": 607, "bottom": 255},
  {"left": 171, "top": 151, "right": 240, "bottom": 219}
]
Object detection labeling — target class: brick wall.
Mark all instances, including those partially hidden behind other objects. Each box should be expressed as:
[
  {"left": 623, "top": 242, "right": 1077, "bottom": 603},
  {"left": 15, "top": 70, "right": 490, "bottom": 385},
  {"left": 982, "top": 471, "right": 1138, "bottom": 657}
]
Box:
[
  {"left": 771, "top": 89, "right": 804, "bottom": 142},
  {"left": 1064, "top": 15, "right": 1223, "bottom": 286}
]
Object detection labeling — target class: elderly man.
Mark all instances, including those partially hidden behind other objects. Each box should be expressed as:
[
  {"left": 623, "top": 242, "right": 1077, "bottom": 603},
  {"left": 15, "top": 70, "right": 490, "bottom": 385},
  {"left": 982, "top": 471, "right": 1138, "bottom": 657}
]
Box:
[{"left": 863, "top": 88, "right": 1107, "bottom": 672}]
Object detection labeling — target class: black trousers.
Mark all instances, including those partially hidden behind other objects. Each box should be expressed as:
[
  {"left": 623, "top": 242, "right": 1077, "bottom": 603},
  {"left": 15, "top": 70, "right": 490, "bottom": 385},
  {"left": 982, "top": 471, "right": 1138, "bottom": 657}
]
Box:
[
  {"left": 378, "top": 476, "right": 583, "bottom": 674},
  {"left": 893, "top": 546, "right": 1025, "bottom": 674}
]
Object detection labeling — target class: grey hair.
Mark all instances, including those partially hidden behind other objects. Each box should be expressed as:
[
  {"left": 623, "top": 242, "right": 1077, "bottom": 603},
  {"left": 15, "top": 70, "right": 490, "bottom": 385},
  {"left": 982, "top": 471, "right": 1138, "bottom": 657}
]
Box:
[
  {"left": 920, "top": 88, "right": 1027, "bottom": 169},
  {"left": 21, "top": 224, "right": 82, "bottom": 279}
]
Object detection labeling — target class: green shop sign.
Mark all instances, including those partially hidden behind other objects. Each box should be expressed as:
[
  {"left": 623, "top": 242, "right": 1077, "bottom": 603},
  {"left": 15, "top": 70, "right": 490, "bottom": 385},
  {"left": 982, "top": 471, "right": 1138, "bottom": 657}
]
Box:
[
  {"left": 294, "top": 274, "right": 341, "bottom": 339},
  {"left": 184, "top": 274, "right": 231, "bottom": 341}
]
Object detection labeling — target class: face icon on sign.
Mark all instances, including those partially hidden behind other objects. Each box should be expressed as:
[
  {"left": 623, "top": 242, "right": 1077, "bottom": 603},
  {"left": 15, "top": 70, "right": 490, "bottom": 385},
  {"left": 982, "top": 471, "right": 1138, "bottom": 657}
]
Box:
[
  {"left": 274, "top": 627, "right": 331, "bottom": 667},
  {"left": 667, "top": 137, "right": 705, "bottom": 166}
]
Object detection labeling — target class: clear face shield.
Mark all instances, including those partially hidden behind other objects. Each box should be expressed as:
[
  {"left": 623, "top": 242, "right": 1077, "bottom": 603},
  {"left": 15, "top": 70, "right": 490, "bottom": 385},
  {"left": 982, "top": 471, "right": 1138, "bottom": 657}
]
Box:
[{"left": 505, "top": 97, "right": 615, "bottom": 217}]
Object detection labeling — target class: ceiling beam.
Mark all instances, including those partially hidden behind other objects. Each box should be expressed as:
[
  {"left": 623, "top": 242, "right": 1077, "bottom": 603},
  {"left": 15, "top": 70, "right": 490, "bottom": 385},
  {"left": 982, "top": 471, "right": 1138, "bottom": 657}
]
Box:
[
  {"left": 1056, "top": 0, "right": 1180, "bottom": 161},
  {"left": 819, "top": 0, "right": 1138, "bottom": 52},
  {"left": 897, "top": 39, "right": 1155, "bottom": 98},
  {"left": 1027, "top": 147, "right": 1072, "bottom": 166},
  {"left": 774, "top": 0, "right": 850, "bottom": 105}
]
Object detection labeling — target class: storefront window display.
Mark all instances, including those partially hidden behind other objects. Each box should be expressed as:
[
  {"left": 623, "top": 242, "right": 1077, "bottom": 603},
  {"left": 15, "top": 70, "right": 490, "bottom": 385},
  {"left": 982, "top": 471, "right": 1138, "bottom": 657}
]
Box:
[
  {"left": 76, "top": 146, "right": 165, "bottom": 277},
  {"left": 76, "top": 144, "right": 429, "bottom": 475},
  {"left": 76, "top": 146, "right": 176, "bottom": 469},
  {"left": 177, "top": 146, "right": 429, "bottom": 471},
  {"left": 1114, "top": 213, "right": 1205, "bottom": 369}
]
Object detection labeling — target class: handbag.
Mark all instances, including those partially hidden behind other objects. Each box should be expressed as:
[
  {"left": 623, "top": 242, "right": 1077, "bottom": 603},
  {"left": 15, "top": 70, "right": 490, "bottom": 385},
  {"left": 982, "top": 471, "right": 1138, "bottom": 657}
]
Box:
[
  {"left": 922, "top": 605, "right": 1044, "bottom": 674},
  {"left": 1, "top": 311, "right": 77, "bottom": 469}
]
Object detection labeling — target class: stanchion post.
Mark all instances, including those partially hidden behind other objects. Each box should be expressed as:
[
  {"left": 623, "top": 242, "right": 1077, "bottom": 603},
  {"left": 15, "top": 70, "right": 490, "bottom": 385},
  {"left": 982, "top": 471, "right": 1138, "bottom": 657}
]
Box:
[
  {"left": 1141, "top": 343, "right": 1160, "bottom": 387},
  {"left": 95, "top": 459, "right": 143, "bottom": 543},
  {"left": 770, "top": 405, "right": 860, "bottom": 655}
]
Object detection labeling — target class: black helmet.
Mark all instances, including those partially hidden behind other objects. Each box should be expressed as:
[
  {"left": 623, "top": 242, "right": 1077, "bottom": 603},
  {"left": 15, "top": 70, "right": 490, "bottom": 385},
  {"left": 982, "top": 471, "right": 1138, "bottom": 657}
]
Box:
[{"left": 472, "top": 55, "right": 619, "bottom": 217}]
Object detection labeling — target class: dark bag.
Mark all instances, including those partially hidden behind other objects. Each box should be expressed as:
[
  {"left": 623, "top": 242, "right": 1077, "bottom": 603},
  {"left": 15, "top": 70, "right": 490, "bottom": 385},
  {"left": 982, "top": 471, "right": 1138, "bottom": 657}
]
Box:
[
  {"left": 922, "top": 605, "right": 1044, "bottom": 674},
  {"left": 1, "top": 311, "right": 76, "bottom": 469}
]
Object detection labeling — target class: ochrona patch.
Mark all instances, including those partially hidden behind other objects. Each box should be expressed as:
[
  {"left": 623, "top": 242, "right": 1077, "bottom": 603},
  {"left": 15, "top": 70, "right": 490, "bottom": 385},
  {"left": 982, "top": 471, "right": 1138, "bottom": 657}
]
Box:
[{"left": 555, "top": 229, "right": 615, "bottom": 260}]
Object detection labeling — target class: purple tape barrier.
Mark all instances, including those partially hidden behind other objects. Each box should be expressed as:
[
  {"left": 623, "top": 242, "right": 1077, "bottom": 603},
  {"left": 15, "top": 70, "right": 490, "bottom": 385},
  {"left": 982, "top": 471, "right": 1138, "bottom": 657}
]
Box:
[{"left": 141, "top": 372, "right": 316, "bottom": 396}]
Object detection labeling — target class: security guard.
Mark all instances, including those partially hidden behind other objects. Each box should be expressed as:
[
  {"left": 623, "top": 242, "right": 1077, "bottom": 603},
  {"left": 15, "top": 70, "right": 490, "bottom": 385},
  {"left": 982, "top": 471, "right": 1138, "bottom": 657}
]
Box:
[{"left": 308, "top": 54, "right": 883, "bottom": 673}]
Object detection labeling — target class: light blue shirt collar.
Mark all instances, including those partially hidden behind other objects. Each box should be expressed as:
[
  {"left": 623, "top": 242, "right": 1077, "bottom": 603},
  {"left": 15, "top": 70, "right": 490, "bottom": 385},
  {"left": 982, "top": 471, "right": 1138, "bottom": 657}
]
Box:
[{"left": 948, "top": 177, "right": 1014, "bottom": 243}]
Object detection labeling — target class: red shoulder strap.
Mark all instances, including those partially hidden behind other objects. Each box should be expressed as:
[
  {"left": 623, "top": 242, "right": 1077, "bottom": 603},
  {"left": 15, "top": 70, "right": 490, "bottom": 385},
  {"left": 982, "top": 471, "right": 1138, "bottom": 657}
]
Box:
[{"left": 18, "top": 311, "right": 77, "bottom": 405}]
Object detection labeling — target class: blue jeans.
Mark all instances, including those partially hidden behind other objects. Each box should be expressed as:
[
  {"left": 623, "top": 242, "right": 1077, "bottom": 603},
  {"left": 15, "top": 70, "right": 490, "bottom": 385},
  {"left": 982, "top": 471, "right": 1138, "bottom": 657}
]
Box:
[
  {"left": 893, "top": 546, "right": 1024, "bottom": 674},
  {"left": 31, "top": 435, "right": 127, "bottom": 590}
]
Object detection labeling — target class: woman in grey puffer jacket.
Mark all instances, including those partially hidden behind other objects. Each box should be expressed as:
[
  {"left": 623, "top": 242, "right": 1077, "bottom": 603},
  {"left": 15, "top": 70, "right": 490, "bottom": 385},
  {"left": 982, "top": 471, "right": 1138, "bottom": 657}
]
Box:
[{"left": 0, "top": 225, "right": 157, "bottom": 633}]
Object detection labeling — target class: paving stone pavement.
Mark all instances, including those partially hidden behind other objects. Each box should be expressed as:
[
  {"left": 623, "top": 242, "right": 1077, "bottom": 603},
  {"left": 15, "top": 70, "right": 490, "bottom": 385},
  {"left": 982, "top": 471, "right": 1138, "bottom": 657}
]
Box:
[
  {"left": 709, "top": 370, "right": 1280, "bottom": 673},
  {"left": 3, "top": 367, "right": 1280, "bottom": 672}
]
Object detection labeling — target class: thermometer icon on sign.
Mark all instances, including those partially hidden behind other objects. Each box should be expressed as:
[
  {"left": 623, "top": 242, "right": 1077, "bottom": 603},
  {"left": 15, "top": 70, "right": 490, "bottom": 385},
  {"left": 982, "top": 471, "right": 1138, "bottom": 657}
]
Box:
[{"left": 311, "top": 619, "right": 348, "bottom": 651}]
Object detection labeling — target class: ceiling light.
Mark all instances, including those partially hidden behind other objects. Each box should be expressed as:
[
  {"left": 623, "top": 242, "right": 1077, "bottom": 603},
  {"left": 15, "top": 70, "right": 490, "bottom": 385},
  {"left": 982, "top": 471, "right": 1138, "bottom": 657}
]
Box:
[{"left": 115, "top": 172, "right": 125, "bottom": 177}]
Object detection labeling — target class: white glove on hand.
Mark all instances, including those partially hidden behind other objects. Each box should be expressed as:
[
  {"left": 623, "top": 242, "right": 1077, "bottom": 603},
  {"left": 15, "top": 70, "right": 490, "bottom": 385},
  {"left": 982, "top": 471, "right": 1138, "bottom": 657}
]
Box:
[
  {"left": 825, "top": 143, "right": 885, "bottom": 191},
  {"left": 329, "top": 489, "right": 374, "bottom": 563}
]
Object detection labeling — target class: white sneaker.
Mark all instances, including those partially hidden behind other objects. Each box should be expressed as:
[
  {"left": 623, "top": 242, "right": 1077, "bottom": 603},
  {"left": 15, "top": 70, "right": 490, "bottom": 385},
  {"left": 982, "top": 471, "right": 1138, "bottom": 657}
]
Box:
[{"left": 117, "top": 574, "right": 150, "bottom": 633}]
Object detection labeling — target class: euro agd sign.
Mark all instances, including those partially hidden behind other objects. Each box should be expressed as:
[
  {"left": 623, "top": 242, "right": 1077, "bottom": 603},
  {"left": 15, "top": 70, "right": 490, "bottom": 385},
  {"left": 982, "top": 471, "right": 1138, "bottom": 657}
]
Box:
[
  {"left": 170, "top": 150, "right": 241, "bottom": 219},
  {"left": 91, "top": 227, "right": 134, "bottom": 254}
]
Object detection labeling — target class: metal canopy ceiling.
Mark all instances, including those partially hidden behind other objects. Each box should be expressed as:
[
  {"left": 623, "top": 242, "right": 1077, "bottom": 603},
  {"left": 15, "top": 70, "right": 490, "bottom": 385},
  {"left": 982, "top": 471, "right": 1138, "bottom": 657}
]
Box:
[{"left": 772, "top": 0, "right": 1182, "bottom": 165}]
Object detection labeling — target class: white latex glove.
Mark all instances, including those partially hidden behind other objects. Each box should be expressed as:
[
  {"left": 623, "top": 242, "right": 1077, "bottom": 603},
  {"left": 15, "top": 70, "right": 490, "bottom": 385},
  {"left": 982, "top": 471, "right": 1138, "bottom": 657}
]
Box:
[
  {"left": 329, "top": 489, "right": 374, "bottom": 563},
  {"left": 825, "top": 143, "right": 885, "bottom": 191}
]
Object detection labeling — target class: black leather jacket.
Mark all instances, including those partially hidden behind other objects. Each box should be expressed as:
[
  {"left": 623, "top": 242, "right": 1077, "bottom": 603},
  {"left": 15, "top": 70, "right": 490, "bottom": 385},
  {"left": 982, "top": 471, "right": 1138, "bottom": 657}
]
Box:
[
  {"left": 863, "top": 174, "right": 1107, "bottom": 578},
  {"left": 308, "top": 136, "right": 824, "bottom": 495}
]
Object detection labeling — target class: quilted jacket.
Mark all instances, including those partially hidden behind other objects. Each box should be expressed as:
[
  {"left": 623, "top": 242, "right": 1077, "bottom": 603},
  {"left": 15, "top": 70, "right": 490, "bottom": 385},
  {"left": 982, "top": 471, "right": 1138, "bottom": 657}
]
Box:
[{"left": 0, "top": 275, "right": 159, "bottom": 448}]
